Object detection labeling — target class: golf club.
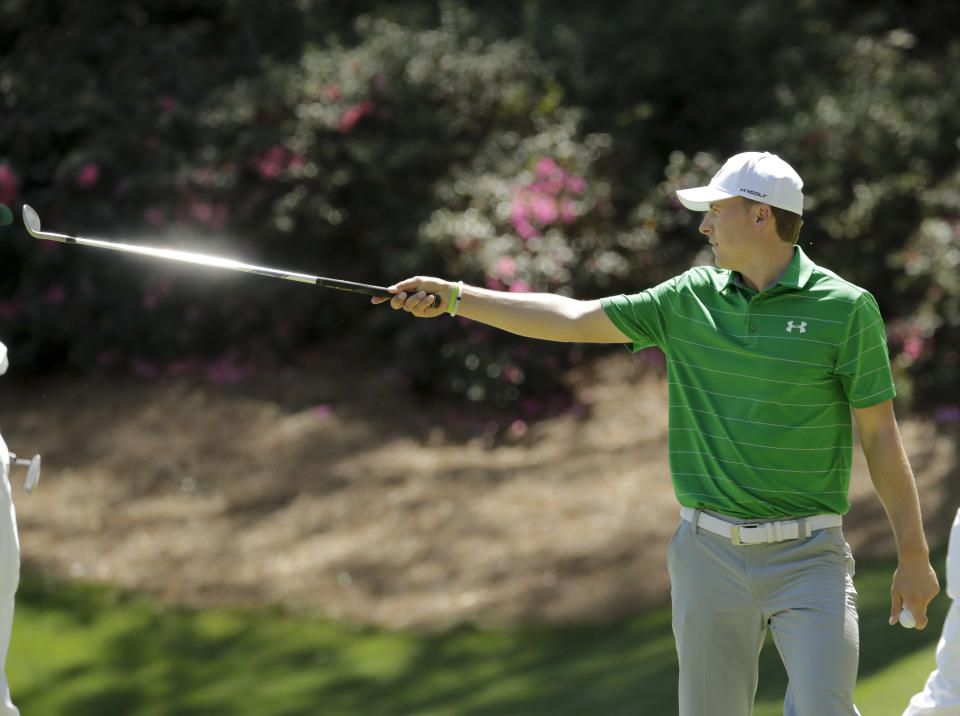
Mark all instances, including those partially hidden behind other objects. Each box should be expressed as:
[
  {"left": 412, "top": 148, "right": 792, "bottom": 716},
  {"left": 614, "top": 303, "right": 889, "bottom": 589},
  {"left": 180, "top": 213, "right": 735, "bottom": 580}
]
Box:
[
  {"left": 21, "top": 205, "right": 439, "bottom": 306},
  {"left": 7, "top": 452, "right": 41, "bottom": 493}
]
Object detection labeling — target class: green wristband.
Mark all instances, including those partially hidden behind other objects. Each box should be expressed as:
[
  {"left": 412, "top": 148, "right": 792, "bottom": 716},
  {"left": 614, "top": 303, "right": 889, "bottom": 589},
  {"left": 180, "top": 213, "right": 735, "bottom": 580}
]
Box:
[{"left": 447, "top": 281, "right": 460, "bottom": 316}]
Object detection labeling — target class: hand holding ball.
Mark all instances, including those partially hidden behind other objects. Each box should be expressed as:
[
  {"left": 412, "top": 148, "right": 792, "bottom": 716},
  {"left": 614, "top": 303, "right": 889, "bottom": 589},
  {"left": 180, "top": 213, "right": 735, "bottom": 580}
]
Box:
[{"left": 898, "top": 606, "right": 917, "bottom": 629}]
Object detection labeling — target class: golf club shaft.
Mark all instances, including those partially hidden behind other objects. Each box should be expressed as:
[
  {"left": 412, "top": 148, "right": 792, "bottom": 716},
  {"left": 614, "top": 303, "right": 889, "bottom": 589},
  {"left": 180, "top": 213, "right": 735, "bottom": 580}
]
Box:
[{"left": 21, "top": 206, "right": 439, "bottom": 306}]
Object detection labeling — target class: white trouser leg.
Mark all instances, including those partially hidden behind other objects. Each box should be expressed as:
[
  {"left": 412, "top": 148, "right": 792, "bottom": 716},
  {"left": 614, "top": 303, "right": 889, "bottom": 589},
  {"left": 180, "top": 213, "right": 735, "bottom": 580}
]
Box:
[
  {"left": 902, "top": 599, "right": 960, "bottom": 715},
  {"left": 0, "top": 437, "right": 21, "bottom": 716}
]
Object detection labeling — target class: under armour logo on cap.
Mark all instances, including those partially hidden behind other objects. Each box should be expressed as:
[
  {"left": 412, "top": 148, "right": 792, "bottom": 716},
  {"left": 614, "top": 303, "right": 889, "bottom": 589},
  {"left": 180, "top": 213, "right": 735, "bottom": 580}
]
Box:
[{"left": 786, "top": 321, "right": 807, "bottom": 333}]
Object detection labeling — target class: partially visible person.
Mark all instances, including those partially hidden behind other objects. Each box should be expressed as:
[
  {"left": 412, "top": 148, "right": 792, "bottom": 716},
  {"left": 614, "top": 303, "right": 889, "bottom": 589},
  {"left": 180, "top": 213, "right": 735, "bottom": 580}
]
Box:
[
  {"left": 0, "top": 340, "right": 20, "bottom": 716},
  {"left": 903, "top": 507, "right": 960, "bottom": 716}
]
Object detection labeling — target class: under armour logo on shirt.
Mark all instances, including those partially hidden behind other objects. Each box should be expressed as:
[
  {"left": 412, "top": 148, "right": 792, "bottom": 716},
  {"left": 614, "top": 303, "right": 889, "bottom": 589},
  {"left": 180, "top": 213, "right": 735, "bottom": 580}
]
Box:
[{"left": 786, "top": 321, "right": 807, "bottom": 333}]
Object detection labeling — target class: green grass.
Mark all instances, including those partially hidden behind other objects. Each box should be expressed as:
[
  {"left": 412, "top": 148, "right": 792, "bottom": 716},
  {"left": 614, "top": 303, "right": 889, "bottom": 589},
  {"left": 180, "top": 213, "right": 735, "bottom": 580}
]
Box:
[{"left": 7, "top": 548, "right": 949, "bottom": 715}]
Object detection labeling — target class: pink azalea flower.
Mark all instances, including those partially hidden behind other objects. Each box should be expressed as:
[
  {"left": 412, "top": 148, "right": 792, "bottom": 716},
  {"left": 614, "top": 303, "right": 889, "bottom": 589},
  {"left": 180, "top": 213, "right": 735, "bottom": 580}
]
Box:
[
  {"left": 565, "top": 174, "right": 586, "bottom": 194},
  {"left": 0, "top": 165, "right": 19, "bottom": 206},
  {"left": 76, "top": 163, "right": 100, "bottom": 189},
  {"left": 508, "top": 280, "right": 531, "bottom": 293},
  {"left": 903, "top": 337, "right": 923, "bottom": 361},
  {"left": 287, "top": 154, "right": 307, "bottom": 171},
  {"left": 252, "top": 146, "right": 286, "bottom": 179},
  {"left": 188, "top": 201, "right": 229, "bottom": 229},
  {"left": 535, "top": 157, "right": 559, "bottom": 179},
  {"left": 494, "top": 256, "right": 517, "bottom": 278},
  {"left": 338, "top": 100, "right": 377, "bottom": 133},
  {"left": 559, "top": 198, "right": 577, "bottom": 224},
  {"left": 314, "top": 404, "right": 333, "bottom": 421},
  {"left": 529, "top": 195, "right": 558, "bottom": 225},
  {"left": 190, "top": 202, "right": 214, "bottom": 223},
  {"left": 542, "top": 176, "right": 565, "bottom": 196},
  {"left": 510, "top": 195, "right": 529, "bottom": 221},
  {"left": 511, "top": 216, "right": 539, "bottom": 240},
  {"left": 503, "top": 364, "right": 523, "bottom": 384}
]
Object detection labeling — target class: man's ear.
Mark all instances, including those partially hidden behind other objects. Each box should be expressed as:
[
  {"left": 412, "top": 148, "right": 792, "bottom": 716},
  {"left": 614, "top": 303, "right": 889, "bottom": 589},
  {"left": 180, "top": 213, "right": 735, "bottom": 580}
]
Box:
[{"left": 753, "top": 203, "right": 773, "bottom": 230}]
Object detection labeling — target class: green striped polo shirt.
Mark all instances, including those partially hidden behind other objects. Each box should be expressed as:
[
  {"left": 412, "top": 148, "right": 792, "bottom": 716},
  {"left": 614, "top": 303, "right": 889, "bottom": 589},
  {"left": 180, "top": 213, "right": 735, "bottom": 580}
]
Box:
[{"left": 601, "top": 246, "right": 895, "bottom": 519}]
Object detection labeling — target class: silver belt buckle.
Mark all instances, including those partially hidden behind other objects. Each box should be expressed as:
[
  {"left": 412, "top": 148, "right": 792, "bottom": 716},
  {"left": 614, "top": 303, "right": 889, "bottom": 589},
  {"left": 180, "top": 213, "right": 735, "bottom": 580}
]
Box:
[{"left": 730, "top": 523, "right": 761, "bottom": 546}]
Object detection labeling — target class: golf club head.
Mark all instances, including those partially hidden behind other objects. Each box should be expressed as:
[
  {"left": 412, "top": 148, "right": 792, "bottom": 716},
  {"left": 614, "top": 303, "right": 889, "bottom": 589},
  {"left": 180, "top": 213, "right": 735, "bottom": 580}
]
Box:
[
  {"left": 24, "top": 454, "right": 41, "bottom": 493},
  {"left": 22, "top": 204, "right": 41, "bottom": 235}
]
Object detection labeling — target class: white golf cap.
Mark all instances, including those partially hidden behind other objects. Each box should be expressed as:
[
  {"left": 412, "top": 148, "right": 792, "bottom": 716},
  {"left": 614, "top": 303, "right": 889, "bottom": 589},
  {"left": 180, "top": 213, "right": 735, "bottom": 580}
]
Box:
[{"left": 676, "top": 151, "right": 804, "bottom": 215}]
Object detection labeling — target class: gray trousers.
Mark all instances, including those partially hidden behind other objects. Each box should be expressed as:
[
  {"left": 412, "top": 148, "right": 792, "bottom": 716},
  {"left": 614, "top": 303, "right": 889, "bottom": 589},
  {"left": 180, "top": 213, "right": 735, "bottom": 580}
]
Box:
[{"left": 668, "top": 516, "right": 860, "bottom": 716}]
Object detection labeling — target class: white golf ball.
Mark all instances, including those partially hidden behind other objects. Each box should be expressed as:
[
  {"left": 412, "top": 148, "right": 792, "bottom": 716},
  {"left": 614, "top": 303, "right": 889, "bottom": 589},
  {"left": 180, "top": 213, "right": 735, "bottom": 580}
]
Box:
[{"left": 899, "top": 606, "right": 917, "bottom": 629}]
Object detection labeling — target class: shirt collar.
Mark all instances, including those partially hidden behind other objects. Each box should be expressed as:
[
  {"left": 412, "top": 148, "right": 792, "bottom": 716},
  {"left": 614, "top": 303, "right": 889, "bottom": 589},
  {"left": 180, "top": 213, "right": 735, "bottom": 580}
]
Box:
[
  {"left": 722, "top": 245, "right": 814, "bottom": 293},
  {"left": 778, "top": 245, "right": 815, "bottom": 289}
]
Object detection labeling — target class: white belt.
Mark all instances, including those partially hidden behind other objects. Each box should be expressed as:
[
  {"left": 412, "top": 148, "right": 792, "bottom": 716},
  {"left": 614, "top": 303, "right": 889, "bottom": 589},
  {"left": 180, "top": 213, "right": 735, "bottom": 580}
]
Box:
[{"left": 680, "top": 507, "right": 842, "bottom": 546}]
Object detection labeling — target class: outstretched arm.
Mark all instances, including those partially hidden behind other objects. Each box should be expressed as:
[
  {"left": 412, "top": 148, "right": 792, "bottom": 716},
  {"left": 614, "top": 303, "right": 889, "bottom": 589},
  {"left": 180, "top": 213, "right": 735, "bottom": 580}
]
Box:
[
  {"left": 853, "top": 399, "right": 940, "bottom": 628},
  {"left": 372, "top": 277, "right": 631, "bottom": 344}
]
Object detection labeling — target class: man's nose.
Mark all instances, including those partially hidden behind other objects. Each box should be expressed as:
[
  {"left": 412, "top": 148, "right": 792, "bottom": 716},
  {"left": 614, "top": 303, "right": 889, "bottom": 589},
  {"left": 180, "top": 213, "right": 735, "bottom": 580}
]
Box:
[{"left": 699, "top": 216, "right": 711, "bottom": 235}]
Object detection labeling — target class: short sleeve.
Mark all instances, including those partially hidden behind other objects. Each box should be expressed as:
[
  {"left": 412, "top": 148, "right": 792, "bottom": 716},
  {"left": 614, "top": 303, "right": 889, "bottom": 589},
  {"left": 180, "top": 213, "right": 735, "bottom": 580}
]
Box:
[
  {"left": 601, "top": 276, "right": 677, "bottom": 353},
  {"left": 834, "top": 292, "right": 896, "bottom": 408}
]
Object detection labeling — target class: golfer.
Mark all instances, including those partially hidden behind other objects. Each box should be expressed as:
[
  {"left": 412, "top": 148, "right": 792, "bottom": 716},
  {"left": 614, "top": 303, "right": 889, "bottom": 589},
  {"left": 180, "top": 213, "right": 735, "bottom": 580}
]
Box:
[
  {"left": 0, "top": 342, "right": 20, "bottom": 716},
  {"left": 377, "top": 151, "right": 940, "bottom": 715}
]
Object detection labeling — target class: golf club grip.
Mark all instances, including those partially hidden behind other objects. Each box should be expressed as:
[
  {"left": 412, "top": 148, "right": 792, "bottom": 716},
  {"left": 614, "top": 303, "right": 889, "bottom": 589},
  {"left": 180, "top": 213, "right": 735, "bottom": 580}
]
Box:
[{"left": 316, "top": 278, "right": 441, "bottom": 307}]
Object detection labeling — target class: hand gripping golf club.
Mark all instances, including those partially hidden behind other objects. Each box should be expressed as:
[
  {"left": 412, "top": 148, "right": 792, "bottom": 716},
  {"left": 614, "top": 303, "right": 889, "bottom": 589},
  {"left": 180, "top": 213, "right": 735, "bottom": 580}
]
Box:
[
  {"left": 7, "top": 453, "right": 41, "bottom": 493},
  {"left": 21, "top": 205, "right": 439, "bottom": 306}
]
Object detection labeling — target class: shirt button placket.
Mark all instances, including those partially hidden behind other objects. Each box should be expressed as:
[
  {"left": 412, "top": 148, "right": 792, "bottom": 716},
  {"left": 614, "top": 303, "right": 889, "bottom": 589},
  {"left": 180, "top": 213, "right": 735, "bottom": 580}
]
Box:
[{"left": 746, "top": 296, "right": 760, "bottom": 347}]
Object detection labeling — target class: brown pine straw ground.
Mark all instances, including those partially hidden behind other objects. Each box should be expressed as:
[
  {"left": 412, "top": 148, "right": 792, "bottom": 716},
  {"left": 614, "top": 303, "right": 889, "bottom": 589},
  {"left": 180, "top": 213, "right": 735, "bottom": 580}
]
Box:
[{"left": 2, "top": 352, "right": 958, "bottom": 629}]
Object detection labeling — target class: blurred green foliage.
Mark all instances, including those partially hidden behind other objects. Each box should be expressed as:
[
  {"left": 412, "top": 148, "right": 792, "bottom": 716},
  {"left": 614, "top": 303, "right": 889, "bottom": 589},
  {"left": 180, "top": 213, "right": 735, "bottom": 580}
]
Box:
[{"left": 1, "top": 0, "right": 958, "bottom": 421}]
